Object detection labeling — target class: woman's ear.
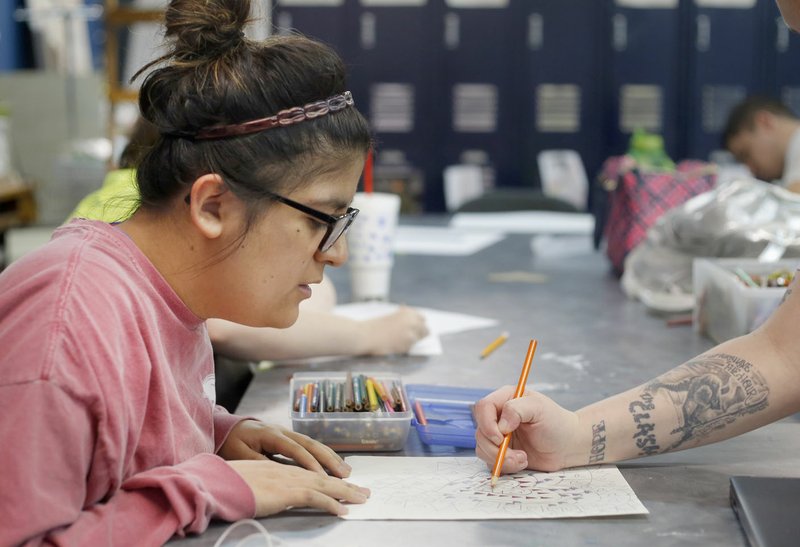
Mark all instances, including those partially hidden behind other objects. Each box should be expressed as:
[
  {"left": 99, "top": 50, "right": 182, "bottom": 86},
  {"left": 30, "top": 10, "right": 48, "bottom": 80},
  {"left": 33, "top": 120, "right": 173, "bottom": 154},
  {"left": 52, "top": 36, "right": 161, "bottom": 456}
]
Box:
[{"left": 186, "top": 174, "right": 235, "bottom": 239}]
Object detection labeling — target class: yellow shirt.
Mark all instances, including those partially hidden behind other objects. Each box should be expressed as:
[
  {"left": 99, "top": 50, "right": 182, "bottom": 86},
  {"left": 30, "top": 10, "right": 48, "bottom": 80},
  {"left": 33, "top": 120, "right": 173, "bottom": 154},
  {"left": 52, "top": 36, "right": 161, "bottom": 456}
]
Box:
[{"left": 68, "top": 168, "right": 140, "bottom": 222}]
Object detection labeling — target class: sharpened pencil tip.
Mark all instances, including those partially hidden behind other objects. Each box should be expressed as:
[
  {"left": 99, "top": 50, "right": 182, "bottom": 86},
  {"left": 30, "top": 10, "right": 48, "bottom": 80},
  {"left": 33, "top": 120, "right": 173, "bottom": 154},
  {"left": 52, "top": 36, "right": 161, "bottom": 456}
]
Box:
[{"left": 490, "top": 476, "right": 498, "bottom": 489}]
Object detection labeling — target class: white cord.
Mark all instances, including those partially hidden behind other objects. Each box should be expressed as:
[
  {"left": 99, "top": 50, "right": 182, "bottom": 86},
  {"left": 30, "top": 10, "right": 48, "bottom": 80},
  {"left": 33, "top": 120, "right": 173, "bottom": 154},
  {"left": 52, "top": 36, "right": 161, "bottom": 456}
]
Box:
[{"left": 212, "top": 519, "right": 274, "bottom": 547}]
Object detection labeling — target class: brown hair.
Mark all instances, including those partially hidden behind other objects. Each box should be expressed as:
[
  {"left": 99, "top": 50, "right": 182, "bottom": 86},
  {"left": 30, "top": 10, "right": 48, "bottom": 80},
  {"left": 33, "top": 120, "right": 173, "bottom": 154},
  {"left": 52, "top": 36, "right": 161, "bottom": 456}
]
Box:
[
  {"left": 132, "top": 0, "right": 371, "bottom": 231},
  {"left": 722, "top": 95, "right": 798, "bottom": 149}
]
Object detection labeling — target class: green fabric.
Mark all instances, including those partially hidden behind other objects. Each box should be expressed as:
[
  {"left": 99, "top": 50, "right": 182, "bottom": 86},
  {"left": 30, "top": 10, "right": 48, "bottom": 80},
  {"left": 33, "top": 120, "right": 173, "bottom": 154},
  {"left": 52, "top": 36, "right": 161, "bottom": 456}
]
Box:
[{"left": 68, "top": 168, "right": 140, "bottom": 223}]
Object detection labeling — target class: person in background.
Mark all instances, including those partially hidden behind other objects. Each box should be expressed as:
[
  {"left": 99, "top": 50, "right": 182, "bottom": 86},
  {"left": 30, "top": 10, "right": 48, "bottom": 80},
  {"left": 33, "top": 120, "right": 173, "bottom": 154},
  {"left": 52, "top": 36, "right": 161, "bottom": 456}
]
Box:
[
  {"left": 0, "top": 0, "right": 377, "bottom": 543},
  {"left": 722, "top": 95, "right": 800, "bottom": 193}
]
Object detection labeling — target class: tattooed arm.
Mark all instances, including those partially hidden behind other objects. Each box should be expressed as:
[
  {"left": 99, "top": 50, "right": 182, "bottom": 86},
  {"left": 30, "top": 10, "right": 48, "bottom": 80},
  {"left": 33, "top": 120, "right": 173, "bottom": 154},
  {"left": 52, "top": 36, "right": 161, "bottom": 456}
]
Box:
[{"left": 474, "top": 270, "right": 800, "bottom": 473}]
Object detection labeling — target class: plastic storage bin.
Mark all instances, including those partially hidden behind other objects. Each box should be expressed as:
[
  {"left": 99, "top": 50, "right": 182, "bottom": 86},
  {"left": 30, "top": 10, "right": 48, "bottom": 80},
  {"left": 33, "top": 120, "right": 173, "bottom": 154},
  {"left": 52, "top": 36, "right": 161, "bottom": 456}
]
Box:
[
  {"left": 289, "top": 372, "right": 412, "bottom": 452},
  {"left": 406, "top": 384, "right": 491, "bottom": 448},
  {"left": 693, "top": 258, "right": 797, "bottom": 343}
]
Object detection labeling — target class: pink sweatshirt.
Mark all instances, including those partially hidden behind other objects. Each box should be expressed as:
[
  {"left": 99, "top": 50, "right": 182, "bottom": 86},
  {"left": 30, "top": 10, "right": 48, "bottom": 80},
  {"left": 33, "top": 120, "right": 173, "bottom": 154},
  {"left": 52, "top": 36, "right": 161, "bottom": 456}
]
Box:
[{"left": 0, "top": 220, "right": 256, "bottom": 546}]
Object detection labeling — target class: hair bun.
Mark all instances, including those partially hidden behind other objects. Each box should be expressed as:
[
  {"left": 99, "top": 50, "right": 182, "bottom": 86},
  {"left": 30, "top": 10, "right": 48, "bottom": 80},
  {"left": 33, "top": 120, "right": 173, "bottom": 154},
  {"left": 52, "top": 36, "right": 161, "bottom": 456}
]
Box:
[{"left": 164, "top": 0, "right": 250, "bottom": 57}]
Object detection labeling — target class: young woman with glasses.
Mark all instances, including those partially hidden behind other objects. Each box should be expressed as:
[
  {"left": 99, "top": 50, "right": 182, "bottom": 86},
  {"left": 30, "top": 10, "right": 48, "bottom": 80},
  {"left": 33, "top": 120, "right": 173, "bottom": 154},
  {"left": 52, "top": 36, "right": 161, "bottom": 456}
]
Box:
[{"left": 0, "top": 0, "right": 375, "bottom": 543}]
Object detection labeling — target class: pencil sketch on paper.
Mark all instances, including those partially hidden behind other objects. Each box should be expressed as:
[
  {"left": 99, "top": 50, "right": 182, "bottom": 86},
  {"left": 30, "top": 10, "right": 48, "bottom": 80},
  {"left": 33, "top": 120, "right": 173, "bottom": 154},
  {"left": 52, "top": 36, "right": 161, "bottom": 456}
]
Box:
[{"left": 341, "top": 456, "right": 649, "bottom": 520}]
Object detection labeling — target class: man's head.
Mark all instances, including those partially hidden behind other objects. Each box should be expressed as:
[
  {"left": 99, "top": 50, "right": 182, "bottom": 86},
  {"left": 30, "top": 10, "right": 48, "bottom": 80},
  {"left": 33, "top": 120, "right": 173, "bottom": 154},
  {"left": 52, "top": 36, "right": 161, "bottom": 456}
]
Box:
[{"left": 722, "top": 96, "right": 799, "bottom": 182}]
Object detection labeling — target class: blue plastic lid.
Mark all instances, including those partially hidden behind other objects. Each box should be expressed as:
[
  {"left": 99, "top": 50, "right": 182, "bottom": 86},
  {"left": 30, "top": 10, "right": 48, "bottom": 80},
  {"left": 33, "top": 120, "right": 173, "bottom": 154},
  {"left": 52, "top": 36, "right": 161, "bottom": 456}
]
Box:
[{"left": 405, "top": 384, "right": 492, "bottom": 448}]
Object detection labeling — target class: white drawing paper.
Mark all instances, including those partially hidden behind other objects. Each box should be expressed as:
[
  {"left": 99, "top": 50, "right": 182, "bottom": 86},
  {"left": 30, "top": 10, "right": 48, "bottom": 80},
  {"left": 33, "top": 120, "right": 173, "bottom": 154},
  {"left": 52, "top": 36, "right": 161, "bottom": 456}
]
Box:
[
  {"left": 341, "top": 456, "right": 649, "bottom": 520},
  {"left": 394, "top": 225, "right": 505, "bottom": 256},
  {"left": 450, "top": 211, "right": 595, "bottom": 235},
  {"left": 333, "top": 302, "right": 498, "bottom": 356}
]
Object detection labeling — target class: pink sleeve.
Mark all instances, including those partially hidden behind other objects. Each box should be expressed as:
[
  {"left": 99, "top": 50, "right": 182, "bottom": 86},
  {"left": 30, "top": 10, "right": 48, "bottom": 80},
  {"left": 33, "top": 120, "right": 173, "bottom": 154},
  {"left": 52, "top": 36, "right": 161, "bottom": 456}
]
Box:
[
  {"left": 213, "top": 406, "right": 257, "bottom": 452},
  {"left": 214, "top": 405, "right": 259, "bottom": 453},
  {"left": 0, "top": 383, "right": 255, "bottom": 547}
]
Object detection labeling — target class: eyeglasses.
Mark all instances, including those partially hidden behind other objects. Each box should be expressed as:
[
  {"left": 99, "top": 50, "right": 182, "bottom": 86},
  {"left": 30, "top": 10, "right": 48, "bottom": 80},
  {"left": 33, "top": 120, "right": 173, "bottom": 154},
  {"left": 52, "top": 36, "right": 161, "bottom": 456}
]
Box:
[{"left": 267, "top": 191, "right": 359, "bottom": 252}]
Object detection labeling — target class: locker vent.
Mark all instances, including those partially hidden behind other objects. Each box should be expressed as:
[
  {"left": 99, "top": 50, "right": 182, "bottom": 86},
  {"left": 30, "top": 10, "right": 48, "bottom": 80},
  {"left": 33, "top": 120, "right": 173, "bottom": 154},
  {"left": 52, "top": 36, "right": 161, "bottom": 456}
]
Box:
[
  {"left": 536, "top": 84, "right": 581, "bottom": 133},
  {"left": 620, "top": 84, "right": 662, "bottom": 132},
  {"left": 782, "top": 87, "right": 800, "bottom": 118},
  {"left": 453, "top": 83, "right": 498, "bottom": 133},
  {"left": 702, "top": 85, "right": 745, "bottom": 133},
  {"left": 370, "top": 83, "right": 415, "bottom": 133}
]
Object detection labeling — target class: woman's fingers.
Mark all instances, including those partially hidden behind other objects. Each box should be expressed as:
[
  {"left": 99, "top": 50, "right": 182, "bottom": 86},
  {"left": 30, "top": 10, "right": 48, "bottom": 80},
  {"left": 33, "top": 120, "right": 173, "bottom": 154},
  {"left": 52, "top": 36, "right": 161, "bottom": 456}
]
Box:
[
  {"left": 281, "top": 429, "right": 352, "bottom": 477},
  {"left": 229, "top": 460, "right": 369, "bottom": 517}
]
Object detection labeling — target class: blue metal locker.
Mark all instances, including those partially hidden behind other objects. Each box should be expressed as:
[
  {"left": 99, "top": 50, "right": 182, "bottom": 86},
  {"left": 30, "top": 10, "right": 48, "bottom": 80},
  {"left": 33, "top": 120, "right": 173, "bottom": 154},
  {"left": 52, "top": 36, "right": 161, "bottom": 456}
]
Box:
[
  {"left": 85, "top": 0, "right": 105, "bottom": 71},
  {"left": 437, "top": 0, "right": 522, "bottom": 210},
  {"left": 516, "top": 0, "right": 609, "bottom": 193},
  {"left": 348, "top": 0, "right": 439, "bottom": 213},
  {"left": 0, "top": 0, "right": 31, "bottom": 71},
  {"left": 683, "top": 0, "right": 767, "bottom": 161},
  {"left": 606, "top": 0, "right": 683, "bottom": 160},
  {"left": 273, "top": 0, "right": 351, "bottom": 56},
  {"left": 763, "top": 0, "right": 800, "bottom": 116}
]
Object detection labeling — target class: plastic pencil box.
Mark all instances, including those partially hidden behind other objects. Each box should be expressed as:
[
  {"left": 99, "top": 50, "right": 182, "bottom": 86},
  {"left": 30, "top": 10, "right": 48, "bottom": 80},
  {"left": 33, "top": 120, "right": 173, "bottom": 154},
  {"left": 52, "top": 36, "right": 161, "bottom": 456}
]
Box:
[
  {"left": 693, "top": 258, "right": 796, "bottom": 343},
  {"left": 406, "top": 384, "right": 491, "bottom": 448},
  {"left": 289, "top": 371, "right": 412, "bottom": 452}
]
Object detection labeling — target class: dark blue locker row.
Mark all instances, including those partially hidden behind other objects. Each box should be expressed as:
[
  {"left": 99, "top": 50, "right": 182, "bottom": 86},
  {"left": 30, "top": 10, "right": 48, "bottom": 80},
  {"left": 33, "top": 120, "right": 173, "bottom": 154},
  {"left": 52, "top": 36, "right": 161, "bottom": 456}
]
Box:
[
  {"left": 0, "top": 0, "right": 33, "bottom": 71},
  {"left": 606, "top": 1, "right": 684, "bottom": 162},
  {"left": 683, "top": 0, "right": 770, "bottom": 161},
  {"left": 518, "top": 0, "right": 608, "bottom": 191},
  {"left": 5, "top": 0, "right": 797, "bottom": 211},
  {"left": 763, "top": 0, "right": 800, "bottom": 117}
]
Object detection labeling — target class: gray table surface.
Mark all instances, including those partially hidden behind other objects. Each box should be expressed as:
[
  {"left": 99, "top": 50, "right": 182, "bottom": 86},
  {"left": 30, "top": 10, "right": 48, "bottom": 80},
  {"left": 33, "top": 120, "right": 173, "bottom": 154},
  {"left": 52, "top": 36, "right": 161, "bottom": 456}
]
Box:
[{"left": 171, "top": 225, "right": 800, "bottom": 547}]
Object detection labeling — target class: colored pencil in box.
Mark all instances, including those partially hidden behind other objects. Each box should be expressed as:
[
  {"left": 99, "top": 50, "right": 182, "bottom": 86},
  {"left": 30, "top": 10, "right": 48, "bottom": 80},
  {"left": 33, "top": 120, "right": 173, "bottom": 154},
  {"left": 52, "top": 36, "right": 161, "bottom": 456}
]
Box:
[
  {"left": 298, "top": 392, "right": 308, "bottom": 418},
  {"left": 353, "top": 376, "right": 363, "bottom": 411},
  {"left": 311, "top": 382, "right": 320, "bottom": 412},
  {"left": 325, "top": 380, "right": 334, "bottom": 412},
  {"left": 371, "top": 378, "right": 395, "bottom": 413},
  {"left": 345, "top": 371, "right": 354, "bottom": 411},
  {"left": 304, "top": 383, "right": 313, "bottom": 413},
  {"left": 292, "top": 388, "right": 303, "bottom": 412},
  {"left": 358, "top": 374, "right": 369, "bottom": 409},
  {"left": 366, "top": 378, "right": 379, "bottom": 411},
  {"left": 381, "top": 381, "right": 396, "bottom": 411},
  {"left": 333, "top": 381, "right": 342, "bottom": 412}
]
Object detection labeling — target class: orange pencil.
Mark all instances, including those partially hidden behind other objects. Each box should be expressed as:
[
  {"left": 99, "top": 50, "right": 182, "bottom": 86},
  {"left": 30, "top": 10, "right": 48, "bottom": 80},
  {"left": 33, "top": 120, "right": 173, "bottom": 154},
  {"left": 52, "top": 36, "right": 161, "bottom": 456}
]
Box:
[
  {"left": 490, "top": 339, "right": 538, "bottom": 488},
  {"left": 480, "top": 332, "right": 509, "bottom": 359}
]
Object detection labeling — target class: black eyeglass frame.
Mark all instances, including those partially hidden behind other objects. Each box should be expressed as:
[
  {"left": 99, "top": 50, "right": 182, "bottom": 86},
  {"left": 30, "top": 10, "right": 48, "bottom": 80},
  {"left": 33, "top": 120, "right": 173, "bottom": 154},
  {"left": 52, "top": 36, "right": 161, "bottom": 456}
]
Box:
[{"left": 266, "top": 191, "right": 359, "bottom": 252}]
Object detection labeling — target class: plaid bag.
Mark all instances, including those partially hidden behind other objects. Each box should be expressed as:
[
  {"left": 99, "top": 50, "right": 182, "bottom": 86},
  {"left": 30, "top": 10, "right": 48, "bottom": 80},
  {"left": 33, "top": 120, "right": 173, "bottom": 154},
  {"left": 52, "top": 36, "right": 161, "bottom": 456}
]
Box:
[{"left": 598, "top": 155, "right": 717, "bottom": 275}]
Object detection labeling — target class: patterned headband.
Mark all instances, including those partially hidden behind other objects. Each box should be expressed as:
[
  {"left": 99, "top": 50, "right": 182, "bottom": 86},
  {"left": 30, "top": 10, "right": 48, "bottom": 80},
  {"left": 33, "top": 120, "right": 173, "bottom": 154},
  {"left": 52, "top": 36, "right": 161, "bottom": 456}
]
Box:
[{"left": 185, "top": 91, "right": 355, "bottom": 140}]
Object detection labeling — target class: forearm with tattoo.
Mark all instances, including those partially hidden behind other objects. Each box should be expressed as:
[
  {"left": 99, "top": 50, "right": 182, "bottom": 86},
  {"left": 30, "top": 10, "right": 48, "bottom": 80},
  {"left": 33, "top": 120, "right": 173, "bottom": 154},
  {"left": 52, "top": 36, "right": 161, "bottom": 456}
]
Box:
[{"left": 627, "top": 353, "right": 769, "bottom": 456}]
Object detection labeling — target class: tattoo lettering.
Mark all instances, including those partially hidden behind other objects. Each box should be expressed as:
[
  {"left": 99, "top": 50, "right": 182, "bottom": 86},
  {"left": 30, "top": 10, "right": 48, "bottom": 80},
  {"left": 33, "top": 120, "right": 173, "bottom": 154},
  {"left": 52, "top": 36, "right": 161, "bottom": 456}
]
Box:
[
  {"left": 588, "top": 420, "right": 607, "bottom": 464},
  {"left": 628, "top": 392, "right": 660, "bottom": 456},
  {"left": 645, "top": 353, "right": 769, "bottom": 451}
]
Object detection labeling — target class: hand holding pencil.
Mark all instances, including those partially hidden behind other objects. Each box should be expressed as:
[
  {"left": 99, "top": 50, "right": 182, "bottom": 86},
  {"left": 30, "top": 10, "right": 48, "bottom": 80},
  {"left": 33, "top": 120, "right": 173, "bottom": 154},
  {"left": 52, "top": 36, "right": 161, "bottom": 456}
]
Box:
[
  {"left": 489, "top": 339, "right": 536, "bottom": 486},
  {"left": 473, "top": 340, "right": 581, "bottom": 476}
]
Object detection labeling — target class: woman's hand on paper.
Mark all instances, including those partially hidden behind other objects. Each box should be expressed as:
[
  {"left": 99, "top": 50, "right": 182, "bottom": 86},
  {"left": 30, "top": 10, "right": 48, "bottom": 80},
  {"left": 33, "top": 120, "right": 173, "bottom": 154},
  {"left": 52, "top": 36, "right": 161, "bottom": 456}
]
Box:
[
  {"left": 227, "top": 459, "right": 369, "bottom": 516},
  {"left": 361, "top": 306, "right": 429, "bottom": 355},
  {"left": 219, "top": 420, "right": 351, "bottom": 477},
  {"left": 474, "top": 386, "right": 580, "bottom": 473}
]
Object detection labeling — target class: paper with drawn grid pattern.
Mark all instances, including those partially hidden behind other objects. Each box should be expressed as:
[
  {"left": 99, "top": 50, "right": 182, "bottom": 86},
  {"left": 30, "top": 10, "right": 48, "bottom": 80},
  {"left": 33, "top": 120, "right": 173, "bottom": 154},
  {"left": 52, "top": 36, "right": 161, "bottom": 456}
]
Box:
[{"left": 341, "top": 456, "right": 648, "bottom": 520}]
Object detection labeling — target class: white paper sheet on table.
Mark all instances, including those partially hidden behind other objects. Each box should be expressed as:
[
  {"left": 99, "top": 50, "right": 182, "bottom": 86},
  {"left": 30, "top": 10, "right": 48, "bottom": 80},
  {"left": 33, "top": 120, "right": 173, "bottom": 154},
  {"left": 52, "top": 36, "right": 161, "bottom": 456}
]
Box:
[
  {"left": 333, "top": 302, "right": 499, "bottom": 356},
  {"left": 450, "top": 211, "right": 594, "bottom": 235},
  {"left": 393, "top": 225, "right": 505, "bottom": 256},
  {"left": 341, "top": 456, "right": 649, "bottom": 520}
]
